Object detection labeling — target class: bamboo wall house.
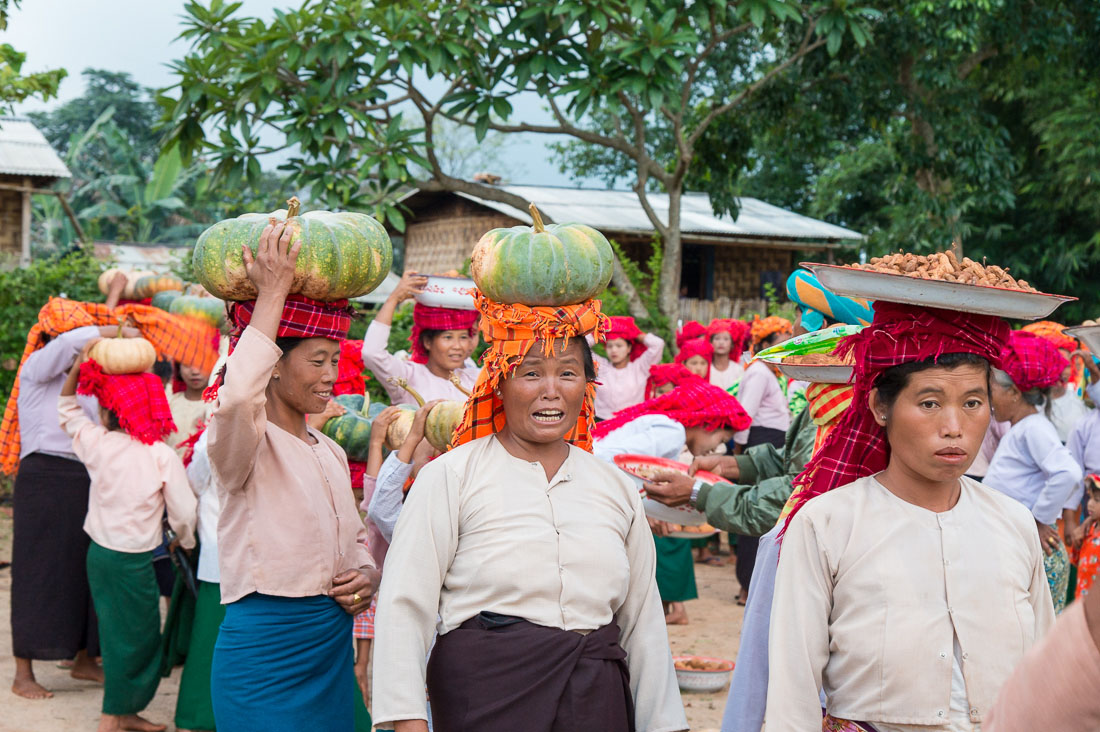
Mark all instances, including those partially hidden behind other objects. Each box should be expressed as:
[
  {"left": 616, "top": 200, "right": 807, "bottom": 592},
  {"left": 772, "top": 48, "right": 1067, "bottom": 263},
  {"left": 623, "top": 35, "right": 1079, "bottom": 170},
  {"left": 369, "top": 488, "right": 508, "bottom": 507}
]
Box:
[
  {"left": 0, "top": 118, "right": 74, "bottom": 265},
  {"left": 394, "top": 184, "right": 863, "bottom": 320}
]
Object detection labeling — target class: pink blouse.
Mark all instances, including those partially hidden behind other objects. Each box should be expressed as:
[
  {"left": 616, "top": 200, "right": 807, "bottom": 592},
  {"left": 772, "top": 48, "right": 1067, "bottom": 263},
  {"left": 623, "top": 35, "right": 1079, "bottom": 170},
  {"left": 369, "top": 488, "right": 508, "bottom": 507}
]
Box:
[
  {"left": 732, "top": 359, "right": 790, "bottom": 445},
  {"left": 361, "top": 321, "right": 479, "bottom": 406},
  {"left": 592, "top": 332, "right": 665, "bottom": 420},
  {"left": 208, "top": 327, "right": 374, "bottom": 604}
]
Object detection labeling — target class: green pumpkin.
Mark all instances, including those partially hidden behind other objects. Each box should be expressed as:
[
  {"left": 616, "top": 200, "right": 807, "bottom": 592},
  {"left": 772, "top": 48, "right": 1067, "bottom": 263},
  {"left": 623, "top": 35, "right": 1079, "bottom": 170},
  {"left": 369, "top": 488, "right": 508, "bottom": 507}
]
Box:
[
  {"left": 134, "top": 273, "right": 185, "bottom": 299},
  {"left": 471, "top": 203, "right": 614, "bottom": 306},
  {"left": 151, "top": 289, "right": 183, "bottom": 311},
  {"left": 192, "top": 196, "right": 393, "bottom": 302},
  {"left": 424, "top": 401, "right": 466, "bottom": 451},
  {"left": 321, "top": 394, "right": 389, "bottom": 461},
  {"left": 169, "top": 295, "right": 226, "bottom": 329}
]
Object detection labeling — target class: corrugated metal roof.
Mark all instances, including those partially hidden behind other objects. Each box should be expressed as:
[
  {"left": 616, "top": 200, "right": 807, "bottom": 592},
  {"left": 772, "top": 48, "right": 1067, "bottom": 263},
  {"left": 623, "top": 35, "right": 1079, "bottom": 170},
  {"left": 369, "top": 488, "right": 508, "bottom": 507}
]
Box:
[
  {"left": 0, "top": 117, "right": 71, "bottom": 179},
  {"left": 445, "top": 184, "right": 862, "bottom": 243}
]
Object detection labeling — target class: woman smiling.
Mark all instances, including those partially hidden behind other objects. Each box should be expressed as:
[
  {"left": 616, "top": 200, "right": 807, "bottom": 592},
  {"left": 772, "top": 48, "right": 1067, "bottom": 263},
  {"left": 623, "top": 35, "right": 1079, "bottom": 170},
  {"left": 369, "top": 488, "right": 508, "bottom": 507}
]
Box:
[{"left": 372, "top": 294, "right": 686, "bottom": 732}]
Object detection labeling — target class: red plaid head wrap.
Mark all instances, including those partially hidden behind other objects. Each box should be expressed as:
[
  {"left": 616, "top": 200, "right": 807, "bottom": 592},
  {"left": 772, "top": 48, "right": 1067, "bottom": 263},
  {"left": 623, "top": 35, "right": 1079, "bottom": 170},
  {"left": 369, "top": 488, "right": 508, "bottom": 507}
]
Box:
[
  {"left": 676, "top": 320, "right": 707, "bottom": 348},
  {"left": 605, "top": 316, "right": 646, "bottom": 361},
  {"left": 593, "top": 379, "right": 751, "bottom": 439},
  {"left": 335, "top": 339, "right": 369, "bottom": 396},
  {"left": 751, "top": 315, "right": 794, "bottom": 345},
  {"left": 782, "top": 302, "right": 1010, "bottom": 536},
  {"left": 77, "top": 360, "right": 176, "bottom": 445},
  {"left": 452, "top": 290, "right": 608, "bottom": 452},
  {"left": 1000, "top": 330, "right": 1071, "bottom": 392},
  {"left": 707, "top": 318, "right": 751, "bottom": 361},
  {"left": 645, "top": 362, "right": 703, "bottom": 399},
  {"left": 675, "top": 337, "right": 713, "bottom": 379},
  {"left": 409, "top": 303, "right": 479, "bottom": 365}
]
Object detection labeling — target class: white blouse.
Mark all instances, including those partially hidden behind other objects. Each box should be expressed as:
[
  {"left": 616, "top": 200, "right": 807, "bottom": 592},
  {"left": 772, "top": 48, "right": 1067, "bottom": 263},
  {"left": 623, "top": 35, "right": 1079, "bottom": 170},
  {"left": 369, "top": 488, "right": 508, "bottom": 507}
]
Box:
[
  {"left": 767, "top": 475, "right": 1053, "bottom": 731},
  {"left": 371, "top": 435, "right": 686, "bottom": 731}
]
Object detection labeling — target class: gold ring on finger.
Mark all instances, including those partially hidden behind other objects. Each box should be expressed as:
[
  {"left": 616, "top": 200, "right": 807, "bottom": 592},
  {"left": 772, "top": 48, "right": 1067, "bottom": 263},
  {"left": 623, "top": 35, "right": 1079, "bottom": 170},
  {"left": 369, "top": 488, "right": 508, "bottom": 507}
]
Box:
[{"left": 352, "top": 593, "right": 362, "bottom": 604}]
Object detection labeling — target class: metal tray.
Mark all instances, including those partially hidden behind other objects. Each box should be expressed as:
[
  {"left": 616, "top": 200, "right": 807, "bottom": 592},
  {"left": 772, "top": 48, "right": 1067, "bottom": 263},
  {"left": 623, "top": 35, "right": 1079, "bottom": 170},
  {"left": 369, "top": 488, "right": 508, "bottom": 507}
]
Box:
[
  {"left": 1065, "top": 325, "right": 1100, "bottom": 354},
  {"left": 801, "top": 263, "right": 1075, "bottom": 320},
  {"left": 774, "top": 362, "right": 853, "bottom": 383}
]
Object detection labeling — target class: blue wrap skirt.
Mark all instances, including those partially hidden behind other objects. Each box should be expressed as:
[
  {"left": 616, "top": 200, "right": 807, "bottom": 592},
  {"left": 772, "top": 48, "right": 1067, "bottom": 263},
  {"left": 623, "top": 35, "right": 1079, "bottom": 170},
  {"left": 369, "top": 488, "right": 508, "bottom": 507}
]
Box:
[{"left": 211, "top": 593, "right": 354, "bottom": 732}]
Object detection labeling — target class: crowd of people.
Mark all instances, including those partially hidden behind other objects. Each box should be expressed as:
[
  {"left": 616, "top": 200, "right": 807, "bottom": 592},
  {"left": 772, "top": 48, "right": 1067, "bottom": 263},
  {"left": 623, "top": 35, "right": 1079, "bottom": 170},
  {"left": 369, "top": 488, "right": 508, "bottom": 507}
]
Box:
[{"left": 5, "top": 234, "right": 1100, "bottom": 732}]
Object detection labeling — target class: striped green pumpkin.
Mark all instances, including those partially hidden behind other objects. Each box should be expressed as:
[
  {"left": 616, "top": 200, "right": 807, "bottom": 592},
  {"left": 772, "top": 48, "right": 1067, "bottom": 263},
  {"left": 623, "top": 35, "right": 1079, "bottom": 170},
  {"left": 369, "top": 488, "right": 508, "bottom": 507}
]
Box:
[
  {"left": 151, "top": 289, "right": 183, "bottom": 311},
  {"left": 192, "top": 197, "right": 393, "bottom": 302},
  {"left": 321, "top": 394, "right": 389, "bottom": 461},
  {"left": 169, "top": 295, "right": 226, "bottom": 329},
  {"left": 471, "top": 204, "right": 614, "bottom": 306}
]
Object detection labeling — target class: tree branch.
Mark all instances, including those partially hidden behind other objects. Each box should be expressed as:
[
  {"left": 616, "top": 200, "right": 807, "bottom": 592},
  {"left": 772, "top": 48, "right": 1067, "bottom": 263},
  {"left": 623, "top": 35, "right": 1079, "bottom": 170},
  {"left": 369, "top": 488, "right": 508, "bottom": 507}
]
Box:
[{"left": 957, "top": 45, "right": 998, "bottom": 80}]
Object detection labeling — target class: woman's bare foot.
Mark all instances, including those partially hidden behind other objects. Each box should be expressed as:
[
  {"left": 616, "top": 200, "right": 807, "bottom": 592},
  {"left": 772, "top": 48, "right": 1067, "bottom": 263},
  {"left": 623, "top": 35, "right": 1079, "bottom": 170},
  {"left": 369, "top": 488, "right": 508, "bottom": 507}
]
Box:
[
  {"left": 70, "top": 650, "right": 105, "bottom": 684},
  {"left": 665, "top": 602, "right": 689, "bottom": 625},
  {"left": 11, "top": 675, "right": 53, "bottom": 699},
  {"left": 117, "top": 714, "right": 166, "bottom": 732},
  {"left": 736, "top": 588, "right": 748, "bottom": 606}
]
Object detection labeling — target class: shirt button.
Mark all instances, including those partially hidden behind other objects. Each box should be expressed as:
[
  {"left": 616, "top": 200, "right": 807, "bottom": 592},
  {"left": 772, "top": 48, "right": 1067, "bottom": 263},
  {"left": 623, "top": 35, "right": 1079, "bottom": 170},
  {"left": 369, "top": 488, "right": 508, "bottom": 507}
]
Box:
[
  {"left": 963, "top": 652, "right": 969, "bottom": 660},
  {"left": 940, "top": 652, "right": 947, "bottom": 659},
  {"left": 937, "top": 711, "right": 945, "bottom": 718}
]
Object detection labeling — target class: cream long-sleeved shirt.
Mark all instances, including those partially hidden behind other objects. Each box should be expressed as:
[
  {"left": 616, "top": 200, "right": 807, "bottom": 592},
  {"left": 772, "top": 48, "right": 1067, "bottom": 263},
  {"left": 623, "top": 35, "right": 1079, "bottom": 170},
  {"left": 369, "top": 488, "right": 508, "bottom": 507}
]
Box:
[
  {"left": 766, "top": 475, "right": 1053, "bottom": 732},
  {"left": 59, "top": 395, "right": 196, "bottom": 553},
  {"left": 371, "top": 434, "right": 686, "bottom": 732},
  {"left": 208, "top": 326, "right": 374, "bottom": 604}
]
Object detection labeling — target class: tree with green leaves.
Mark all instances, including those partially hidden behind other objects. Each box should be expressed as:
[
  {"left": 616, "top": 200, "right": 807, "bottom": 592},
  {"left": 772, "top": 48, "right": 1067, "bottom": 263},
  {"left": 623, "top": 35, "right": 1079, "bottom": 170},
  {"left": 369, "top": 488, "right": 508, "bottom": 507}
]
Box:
[
  {"left": 0, "top": 0, "right": 66, "bottom": 110},
  {"left": 160, "top": 0, "right": 877, "bottom": 326}
]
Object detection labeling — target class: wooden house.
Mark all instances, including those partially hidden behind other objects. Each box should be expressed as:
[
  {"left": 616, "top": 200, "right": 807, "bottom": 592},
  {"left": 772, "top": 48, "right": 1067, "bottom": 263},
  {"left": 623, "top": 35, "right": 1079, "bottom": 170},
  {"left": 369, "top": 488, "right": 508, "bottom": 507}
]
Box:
[
  {"left": 394, "top": 184, "right": 863, "bottom": 320},
  {"left": 0, "top": 117, "right": 72, "bottom": 265}
]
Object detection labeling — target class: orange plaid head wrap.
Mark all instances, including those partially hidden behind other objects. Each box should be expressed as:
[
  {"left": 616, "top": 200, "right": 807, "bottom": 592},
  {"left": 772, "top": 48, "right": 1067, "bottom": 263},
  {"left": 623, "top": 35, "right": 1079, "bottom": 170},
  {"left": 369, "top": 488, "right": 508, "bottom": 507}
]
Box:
[
  {"left": 751, "top": 315, "right": 794, "bottom": 345},
  {"left": 451, "top": 290, "right": 609, "bottom": 452},
  {"left": 1021, "top": 321, "right": 1077, "bottom": 352},
  {"left": 0, "top": 297, "right": 220, "bottom": 475}
]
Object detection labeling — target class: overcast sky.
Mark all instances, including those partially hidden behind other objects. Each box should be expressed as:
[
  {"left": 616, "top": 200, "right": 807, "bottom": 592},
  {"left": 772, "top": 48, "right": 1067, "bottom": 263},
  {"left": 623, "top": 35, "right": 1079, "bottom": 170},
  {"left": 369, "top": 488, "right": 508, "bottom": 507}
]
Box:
[{"left": 2, "top": 0, "right": 595, "bottom": 188}]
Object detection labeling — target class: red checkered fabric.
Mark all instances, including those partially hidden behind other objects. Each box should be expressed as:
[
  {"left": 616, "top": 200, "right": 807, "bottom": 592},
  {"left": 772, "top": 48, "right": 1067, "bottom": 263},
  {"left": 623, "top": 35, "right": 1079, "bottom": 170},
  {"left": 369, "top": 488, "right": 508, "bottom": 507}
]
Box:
[
  {"left": 353, "top": 596, "right": 376, "bottom": 640},
  {"left": 782, "top": 302, "right": 1010, "bottom": 537},
  {"left": 409, "top": 303, "right": 479, "bottom": 365},
  {"left": 77, "top": 360, "right": 176, "bottom": 444},
  {"left": 1001, "top": 330, "right": 1071, "bottom": 392},
  {"left": 228, "top": 294, "right": 352, "bottom": 344},
  {"left": 336, "top": 339, "right": 368, "bottom": 397},
  {"left": 645, "top": 363, "right": 703, "bottom": 399},
  {"left": 592, "top": 379, "right": 751, "bottom": 439},
  {"left": 676, "top": 320, "right": 706, "bottom": 348},
  {"left": 605, "top": 316, "right": 646, "bottom": 361},
  {"left": 707, "top": 318, "right": 752, "bottom": 361}
]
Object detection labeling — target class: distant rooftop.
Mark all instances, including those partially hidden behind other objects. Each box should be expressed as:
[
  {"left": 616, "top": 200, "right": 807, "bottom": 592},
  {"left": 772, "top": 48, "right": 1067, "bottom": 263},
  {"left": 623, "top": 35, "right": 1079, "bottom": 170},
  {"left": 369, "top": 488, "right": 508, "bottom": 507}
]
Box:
[
  {"left": 0, "top": 117, "right": 71, "bottom": 180},
  {"left": 417, "top": 183, "right": 862, "bottom": 244}
]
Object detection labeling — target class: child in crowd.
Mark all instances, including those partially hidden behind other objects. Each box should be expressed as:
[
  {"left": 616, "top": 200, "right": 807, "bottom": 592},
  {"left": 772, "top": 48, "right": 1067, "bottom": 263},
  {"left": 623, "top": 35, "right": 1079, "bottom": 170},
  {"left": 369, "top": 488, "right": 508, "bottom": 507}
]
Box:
[
  {"left": 59, "top": 341, "right": 196, "bottom": 732},
  {"left": 165, "top": 361, "right": 213, "bottom": 457},
  {"left": 707, "top": 319, "right": 751, "bottom": 392},
  {"left": 591, "top": 315, "right": 665, "bottom": 420},
  {"left": 1073, "top": 475, "right": 1100, "bottom": 598},
  {"left": 675, "top": 337, "right": 712, "bottom": 380}
]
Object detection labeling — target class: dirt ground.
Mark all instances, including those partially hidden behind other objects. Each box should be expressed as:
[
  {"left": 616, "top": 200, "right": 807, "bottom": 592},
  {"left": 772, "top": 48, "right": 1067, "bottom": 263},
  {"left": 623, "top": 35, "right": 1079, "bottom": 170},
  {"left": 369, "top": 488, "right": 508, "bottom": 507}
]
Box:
[{"left": 0, "top": 511, "right": 744, "bottom": 731}]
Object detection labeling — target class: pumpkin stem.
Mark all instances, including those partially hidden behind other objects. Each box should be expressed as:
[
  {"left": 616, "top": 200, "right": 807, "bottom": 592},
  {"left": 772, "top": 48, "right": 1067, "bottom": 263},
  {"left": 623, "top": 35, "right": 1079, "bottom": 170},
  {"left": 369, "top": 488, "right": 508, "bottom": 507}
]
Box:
[
  {"left": 359, "top": 392, "right": 372, "bottom": 417},
  {"left": 448, "top": 372, "right": 472, "bottom": 398},
  {"left": 286, "top": 196, "right": 301, "bottom": 218},
  {"left": 528, "top": 203, "right": 546, "bottom": 233},
  {"left": 390, "top": 377, "right": 426, "bottom": 407}
]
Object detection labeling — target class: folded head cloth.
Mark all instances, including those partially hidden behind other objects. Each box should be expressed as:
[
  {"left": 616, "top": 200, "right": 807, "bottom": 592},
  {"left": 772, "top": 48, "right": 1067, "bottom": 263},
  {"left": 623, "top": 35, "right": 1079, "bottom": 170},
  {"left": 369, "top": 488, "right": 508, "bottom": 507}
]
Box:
[
  {"left": 77, "top": 360, "right": 176, "bottom": 445},
  {"left": 452, "top": 290, "right": 609, "bottom": 452},
  {"left": 781, "top": 302, "right": 1010, "bottom": 537},
  {"left": 0, "top": 297, "right": 220, "bottom": 475},
  {"left": 646, "top": 363, "right": 702, "bottom": 399},
  {"left": 605, "top": 316, "right": 646, "bottom": 361},
  {"left": 707, "top": 319, "right": 752, "bottom": 361},
  {"left": 674, "top": 337, "right": 713, "bottom": 378},
  {"left": 786, "top": 269, "right": 875, "bottom": 330},
  {"left": 751, "top": 315, "right": 794, "bottom": 345},
  {"left": 1020, "top": 321, "right": 1077, "bottom": 353},
  {"left": 676, "top": 320, "right": 706, "bottom": 349},
  {"left": 409, "top": 303, "right": 479, "bottom": 365},
  {"left": 1000, "top": 330, "right": 1070, "bottom": 392},
  {"left": 335, "top": 339, "right": 369, "bottom": 397},
  {"left": 593, "top": 379, "right": 752, "bottom": 440},
  {"left": 805, "top": 382, "right": 855, "bottom": 453}
]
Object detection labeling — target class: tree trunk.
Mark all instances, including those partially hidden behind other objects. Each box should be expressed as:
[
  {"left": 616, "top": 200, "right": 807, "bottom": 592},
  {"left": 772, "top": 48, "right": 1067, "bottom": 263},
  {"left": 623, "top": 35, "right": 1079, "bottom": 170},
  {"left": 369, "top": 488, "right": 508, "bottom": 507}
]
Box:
[
  {"left": 658, "top": 187, "right": 684, "bottom": 334},
  {"left": 610, "top": 255, "right": 650, "bottom": 320}
]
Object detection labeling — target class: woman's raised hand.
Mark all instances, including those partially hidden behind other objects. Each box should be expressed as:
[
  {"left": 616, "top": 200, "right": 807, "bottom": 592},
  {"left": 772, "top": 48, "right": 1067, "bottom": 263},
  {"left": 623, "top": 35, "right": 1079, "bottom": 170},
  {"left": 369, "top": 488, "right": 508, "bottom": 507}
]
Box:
[{"left": 243, "top": 217, "right": 301, "bottom": 297}]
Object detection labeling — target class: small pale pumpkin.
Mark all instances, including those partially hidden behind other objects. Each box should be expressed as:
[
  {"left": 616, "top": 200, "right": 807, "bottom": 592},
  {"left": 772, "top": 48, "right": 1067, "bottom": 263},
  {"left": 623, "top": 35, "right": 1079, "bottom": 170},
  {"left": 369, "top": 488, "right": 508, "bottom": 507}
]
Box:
[
  {"left": 471, "top": 203, "right": 614, "bottom": 306},
  {"left": 389, "top": 379, "right": 466, "bottom": 451},
  {"left": 192, "top": 197, "right": 393, "bottom": 302},
  {"left": 89, "top": 335, "right": 157, "bottom": 375}
]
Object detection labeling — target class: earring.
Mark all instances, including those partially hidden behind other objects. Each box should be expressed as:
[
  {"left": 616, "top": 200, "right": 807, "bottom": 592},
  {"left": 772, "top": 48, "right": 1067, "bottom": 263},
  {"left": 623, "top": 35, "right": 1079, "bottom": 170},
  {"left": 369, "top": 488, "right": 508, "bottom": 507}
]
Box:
[
  {"left": 880, "top": 414, "right": 887, "bottom": 421},
  {"left": 273, "top": 374, "right": 280, "bottom": 380}
]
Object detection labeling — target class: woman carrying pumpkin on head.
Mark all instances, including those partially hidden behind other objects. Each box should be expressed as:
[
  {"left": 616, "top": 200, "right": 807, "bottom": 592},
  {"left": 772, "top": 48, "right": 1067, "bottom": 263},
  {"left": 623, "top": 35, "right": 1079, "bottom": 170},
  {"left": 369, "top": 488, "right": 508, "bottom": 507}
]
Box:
[
  {"left": 590, "top": 315, "right": 666, "bottom": 420},
  {"left": 372, "top": 293, "right": 686, "bottom": 729},
  {"left": 205, "top": 219, "right": 379, "bottom": 731},
  {"left": 362, "top": 270, "right": 479, "bottom": 406},
  {"left": 58, "top": 338, "right": 196, "bottom": 732}
]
